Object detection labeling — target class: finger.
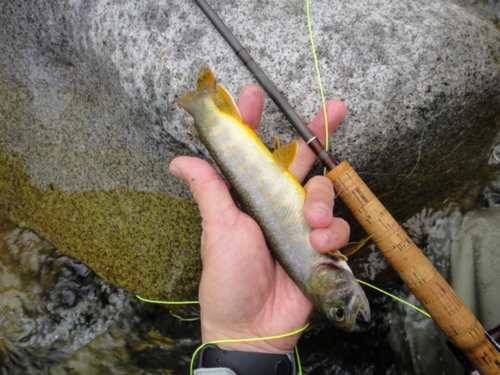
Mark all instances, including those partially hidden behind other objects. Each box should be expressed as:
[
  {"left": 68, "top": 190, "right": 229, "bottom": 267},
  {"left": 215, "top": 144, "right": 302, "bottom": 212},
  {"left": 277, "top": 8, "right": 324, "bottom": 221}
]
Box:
[
  {"left": 303, "top": 175, "right": 335, "bottom": 229},
  {"left": 237, "top": 84, "right": 264, "bottom": 131},
  {"left": 169, "top": 156, "right": 238, "bottom": 228},
  {"left": 309, "top": 217, "right": 350, "bottom": 253},
  {"left": 289, "top": 100, "right": 347, "bottom": 183}
]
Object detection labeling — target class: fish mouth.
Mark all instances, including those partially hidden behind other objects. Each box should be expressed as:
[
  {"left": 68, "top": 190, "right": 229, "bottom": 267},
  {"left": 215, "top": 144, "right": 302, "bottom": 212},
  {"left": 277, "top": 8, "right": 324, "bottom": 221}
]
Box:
[
  {"left": 350, "top": 293, "right": 371, "bottom": 324},
  {"left": 309, "top": 262, "right": 371, "bottom": 330}
]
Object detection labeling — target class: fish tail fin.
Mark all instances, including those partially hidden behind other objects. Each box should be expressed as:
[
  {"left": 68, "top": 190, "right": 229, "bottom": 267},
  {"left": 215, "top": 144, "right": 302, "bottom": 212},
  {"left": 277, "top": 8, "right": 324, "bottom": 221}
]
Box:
[
  {"left": 178, "top": 66, "right": 215, "bottom": 114},
  {"left": 197, "top": 66, "right": 216, "bottom": 94}
]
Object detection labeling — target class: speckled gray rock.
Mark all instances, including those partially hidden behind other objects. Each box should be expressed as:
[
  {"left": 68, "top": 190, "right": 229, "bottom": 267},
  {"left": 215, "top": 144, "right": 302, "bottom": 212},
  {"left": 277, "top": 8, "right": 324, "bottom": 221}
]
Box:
[
  {"left": 1, "top": 0, "right": 499, "bottom": 194},
  {"left": 1, "top": 0, "right": 500, "bottom": 294}
]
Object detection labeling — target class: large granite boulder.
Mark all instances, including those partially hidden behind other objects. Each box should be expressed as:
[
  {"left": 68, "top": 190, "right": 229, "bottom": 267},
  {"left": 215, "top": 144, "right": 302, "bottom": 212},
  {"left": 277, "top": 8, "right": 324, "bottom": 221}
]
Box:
[{"left": 1, "top": 0, "right": 499, "bottom": 300}]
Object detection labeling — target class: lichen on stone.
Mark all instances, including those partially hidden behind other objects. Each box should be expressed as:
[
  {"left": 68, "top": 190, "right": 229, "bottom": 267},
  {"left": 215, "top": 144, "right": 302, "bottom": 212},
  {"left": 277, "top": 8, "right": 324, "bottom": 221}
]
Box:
[{"left": 0, "top": 149, "right": 202, "bottom": 302}]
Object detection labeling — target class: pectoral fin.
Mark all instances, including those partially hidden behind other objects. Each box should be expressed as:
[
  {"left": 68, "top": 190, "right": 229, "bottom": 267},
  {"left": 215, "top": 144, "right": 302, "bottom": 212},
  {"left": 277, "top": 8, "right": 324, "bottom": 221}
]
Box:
[
  {"left": 340, "top": 235, "right": 373, "bottom": 257},
  {"left": 325, "top": 235, "right": 372, "bottom": 262},
  {"left": 325, "top": 249, "right": 348, "bottom": 263},
  {"left": 190, "top": 125, "right": 200, "bottom": 138}
]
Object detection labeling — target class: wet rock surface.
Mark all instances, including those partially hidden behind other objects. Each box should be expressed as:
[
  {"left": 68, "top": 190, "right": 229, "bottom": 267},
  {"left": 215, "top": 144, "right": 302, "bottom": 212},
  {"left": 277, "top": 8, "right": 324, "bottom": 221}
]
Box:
[
  {"left": 0, "top": 151, "right": 202, "bottom": 302},
  {"left": 1, "top": 0, "right": 499, "bottom": 196},
  {"left": 3, "top": 173, "right": 499, "bottom": 374},
  {"left": 1, "top": 143, "right": 499, "bottom": 373},
  {"left": 1, "top": 0, "right": 500, "bottom": 319}
]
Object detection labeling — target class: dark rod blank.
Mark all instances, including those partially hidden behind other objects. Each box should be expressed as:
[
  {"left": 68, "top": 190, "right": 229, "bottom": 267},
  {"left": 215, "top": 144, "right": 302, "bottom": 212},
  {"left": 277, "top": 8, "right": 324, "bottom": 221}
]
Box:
[{"left": 194, "top": 0, "right": 338, "bottom": 170}]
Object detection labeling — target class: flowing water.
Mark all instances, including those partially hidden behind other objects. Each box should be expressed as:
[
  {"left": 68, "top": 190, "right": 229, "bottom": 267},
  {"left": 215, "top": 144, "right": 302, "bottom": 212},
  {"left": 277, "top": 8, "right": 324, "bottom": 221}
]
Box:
[{"left": 0, "top": 218, "right": 202, "bottom": 374}]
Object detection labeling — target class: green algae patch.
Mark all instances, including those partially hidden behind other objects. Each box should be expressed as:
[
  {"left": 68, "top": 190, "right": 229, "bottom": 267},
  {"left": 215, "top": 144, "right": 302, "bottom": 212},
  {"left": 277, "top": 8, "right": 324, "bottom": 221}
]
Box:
[{"left": 0, "top": 149, "right": 202, "bottom": 302}]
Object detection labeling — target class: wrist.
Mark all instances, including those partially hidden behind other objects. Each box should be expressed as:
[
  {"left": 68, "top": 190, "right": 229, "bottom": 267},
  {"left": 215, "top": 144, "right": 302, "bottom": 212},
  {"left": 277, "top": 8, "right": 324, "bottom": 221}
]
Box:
[
  {"left": 204, "top": 337, "right": 292, "bottom": 354},
  {"left": 197, "top": 345, "right": 297, "bottom": 375}
]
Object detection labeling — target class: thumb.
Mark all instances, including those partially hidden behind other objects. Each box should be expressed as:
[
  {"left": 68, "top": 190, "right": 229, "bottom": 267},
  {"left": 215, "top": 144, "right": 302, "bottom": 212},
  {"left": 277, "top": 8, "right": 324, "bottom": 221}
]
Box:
[{"left": 169, "top": 156, "right": 239, "bottom": 228}]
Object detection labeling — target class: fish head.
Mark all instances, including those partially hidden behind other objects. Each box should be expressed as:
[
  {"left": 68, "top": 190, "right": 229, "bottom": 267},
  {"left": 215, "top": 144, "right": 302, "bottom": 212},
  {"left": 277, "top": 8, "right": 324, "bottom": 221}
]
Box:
[{"left": 306, "top": 262, "right": 371, "bottom": 332}]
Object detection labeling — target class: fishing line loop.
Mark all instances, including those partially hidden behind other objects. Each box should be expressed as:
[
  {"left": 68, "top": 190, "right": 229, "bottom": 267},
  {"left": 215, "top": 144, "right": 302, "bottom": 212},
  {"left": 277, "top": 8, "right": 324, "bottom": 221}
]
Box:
[
  {"left": 304, "top": 0, "right": 432, "bottom": 321},
  {"left": 140, "top": 3, "right": 431, "bottom": 373},
  {"left": 189, "top": 323, "right": 309, "bottom": 375}
]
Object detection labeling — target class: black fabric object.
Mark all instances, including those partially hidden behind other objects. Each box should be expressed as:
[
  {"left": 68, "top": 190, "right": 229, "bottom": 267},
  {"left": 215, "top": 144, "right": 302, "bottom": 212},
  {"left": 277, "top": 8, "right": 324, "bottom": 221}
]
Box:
[{"left": 198, "top": 345, "right": 296, "bottom": 375}]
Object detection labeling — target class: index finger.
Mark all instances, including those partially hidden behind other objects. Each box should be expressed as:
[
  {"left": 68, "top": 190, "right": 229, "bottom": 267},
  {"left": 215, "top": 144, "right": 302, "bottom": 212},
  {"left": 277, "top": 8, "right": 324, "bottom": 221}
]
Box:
[{"left": 237, "top": 84, "right": 264, "bottom": 131}]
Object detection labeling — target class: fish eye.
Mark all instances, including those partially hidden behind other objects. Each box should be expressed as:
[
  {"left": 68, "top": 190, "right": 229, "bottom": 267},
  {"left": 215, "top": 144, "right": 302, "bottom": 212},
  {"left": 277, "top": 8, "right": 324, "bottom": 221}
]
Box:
[{"left": 330, "top": 307, "right": 345, "bottom": 322}]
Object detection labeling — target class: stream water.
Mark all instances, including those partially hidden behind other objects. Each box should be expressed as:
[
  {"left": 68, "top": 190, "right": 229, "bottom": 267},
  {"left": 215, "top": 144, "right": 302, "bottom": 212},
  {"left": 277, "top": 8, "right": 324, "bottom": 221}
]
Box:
[{"left": 0, "top": 217, "right": 202, "bottom": 374}]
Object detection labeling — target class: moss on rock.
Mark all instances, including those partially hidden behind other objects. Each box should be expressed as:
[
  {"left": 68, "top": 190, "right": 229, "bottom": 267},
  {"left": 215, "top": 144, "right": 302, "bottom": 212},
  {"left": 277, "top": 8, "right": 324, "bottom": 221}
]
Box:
[{"left": 0, "top": 150, "right": 202, "bottom": 302}]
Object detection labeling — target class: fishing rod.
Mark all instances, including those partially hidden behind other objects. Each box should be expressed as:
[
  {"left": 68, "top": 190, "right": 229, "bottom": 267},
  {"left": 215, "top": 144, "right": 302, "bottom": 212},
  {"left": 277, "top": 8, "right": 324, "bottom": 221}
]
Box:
[
  {"left": 192, "top": 1, "right": 500, "bottom": 374},
  {"left": 193, "top": 0, "right": 336, "bottom": 171}
]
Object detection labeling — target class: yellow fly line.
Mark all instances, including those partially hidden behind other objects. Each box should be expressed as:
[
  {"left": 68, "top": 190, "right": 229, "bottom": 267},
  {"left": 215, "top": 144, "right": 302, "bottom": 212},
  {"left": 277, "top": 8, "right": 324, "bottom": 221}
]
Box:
[
  {"left": 135, "top": 3, "right": 435, "bottom": 373},
  {"left": 305, "top": 1, "right": 431, "bottom": 316},
  {"left": 189, "top": 324, "right": 309, "bottom": 375},
  {"left": 306, "top": 0, "right": 329, "bottom": 175}
]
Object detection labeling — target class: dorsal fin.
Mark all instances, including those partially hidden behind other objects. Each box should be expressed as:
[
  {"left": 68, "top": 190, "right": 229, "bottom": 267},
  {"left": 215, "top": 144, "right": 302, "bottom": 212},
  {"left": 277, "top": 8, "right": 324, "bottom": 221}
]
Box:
[
  {"left": 272, "top": 136, "right": 298, "bottom": 170},
  {"left": 215, "top": 84, "right": 243, "bottom": 122}
]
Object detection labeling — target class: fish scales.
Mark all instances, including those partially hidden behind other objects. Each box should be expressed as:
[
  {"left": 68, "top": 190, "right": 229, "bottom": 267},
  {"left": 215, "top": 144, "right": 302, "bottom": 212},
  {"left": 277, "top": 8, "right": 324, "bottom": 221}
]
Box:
[
  {"left": 193, "top": 100, "right": 317, "bottom": 281},
  {"left": 178, "top": 67, "right": 370, "bottom": 331}
]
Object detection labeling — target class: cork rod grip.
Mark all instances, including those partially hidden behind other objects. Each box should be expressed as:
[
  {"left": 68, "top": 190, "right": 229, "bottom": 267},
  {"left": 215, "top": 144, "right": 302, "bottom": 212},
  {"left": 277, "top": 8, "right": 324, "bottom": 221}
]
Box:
[{"left": 326, "top": 161, "right": 500, "bottom": 375}]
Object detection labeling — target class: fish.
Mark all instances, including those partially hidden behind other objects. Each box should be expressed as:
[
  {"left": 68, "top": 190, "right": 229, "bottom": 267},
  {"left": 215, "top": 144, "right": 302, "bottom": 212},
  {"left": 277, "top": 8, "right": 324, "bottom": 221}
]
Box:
[{"left": 178, "top": 66, "right": 370, "bottom": 331}]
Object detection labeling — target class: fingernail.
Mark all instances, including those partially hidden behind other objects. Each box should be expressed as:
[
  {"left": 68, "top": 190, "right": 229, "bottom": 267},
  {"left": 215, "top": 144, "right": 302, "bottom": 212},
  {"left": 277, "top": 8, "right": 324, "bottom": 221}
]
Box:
[{"left": 169, "top": 163, "right": 183, "bottom": 179}]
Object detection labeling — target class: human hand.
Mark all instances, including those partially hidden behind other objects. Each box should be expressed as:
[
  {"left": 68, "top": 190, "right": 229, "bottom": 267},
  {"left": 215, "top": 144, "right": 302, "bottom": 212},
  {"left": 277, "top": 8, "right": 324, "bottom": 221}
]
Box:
[{"left": 169, "top": 85, "right": 349, "bottom": 353}]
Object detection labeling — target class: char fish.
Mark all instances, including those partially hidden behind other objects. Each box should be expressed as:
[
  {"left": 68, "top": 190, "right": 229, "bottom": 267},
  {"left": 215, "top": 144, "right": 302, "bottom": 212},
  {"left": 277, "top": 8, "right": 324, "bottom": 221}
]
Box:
[{"left": 178, "top": 67, "right": 370, "bottom": 331}]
